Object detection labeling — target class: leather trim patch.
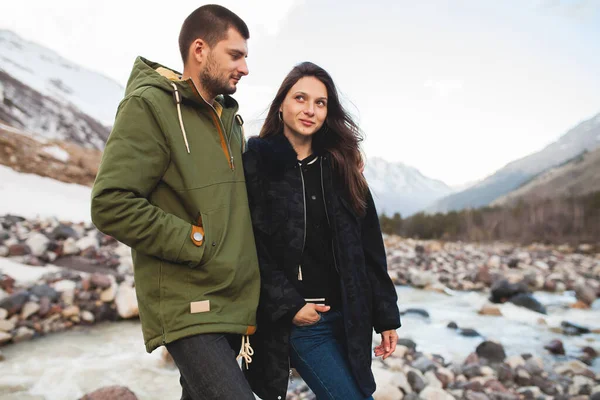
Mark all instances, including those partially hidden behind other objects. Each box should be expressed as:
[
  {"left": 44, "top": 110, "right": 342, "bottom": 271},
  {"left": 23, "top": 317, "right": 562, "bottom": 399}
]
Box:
[
  {"left": 190, "top": 300, "right": 210, "bottom": 314},
  {"left": 245, "top": 325, "right": 256, "bottom": 335}
]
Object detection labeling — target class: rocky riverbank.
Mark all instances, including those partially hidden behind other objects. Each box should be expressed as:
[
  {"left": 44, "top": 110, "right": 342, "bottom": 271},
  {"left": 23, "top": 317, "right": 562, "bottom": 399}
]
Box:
[
  {"left": 384, "top": 236, "right": 600, "bottom": 310},
  {"left": 287, "top": 339, "right": 600, "bottom": 400},
  {"left": 0, "top": 215, "right": 137, "bottom": 349}
]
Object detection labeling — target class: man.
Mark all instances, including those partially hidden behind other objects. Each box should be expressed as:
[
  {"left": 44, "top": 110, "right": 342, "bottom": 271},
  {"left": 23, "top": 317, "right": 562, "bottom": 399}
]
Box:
[{"left": 91, "top": 5, "right": 259, "bottom": 399}]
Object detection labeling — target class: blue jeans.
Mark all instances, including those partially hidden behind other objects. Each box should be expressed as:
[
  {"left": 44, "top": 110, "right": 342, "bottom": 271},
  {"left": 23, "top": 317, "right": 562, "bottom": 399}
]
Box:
[{"left": 289, "top": 310, "right": 374, "bottom": 400}]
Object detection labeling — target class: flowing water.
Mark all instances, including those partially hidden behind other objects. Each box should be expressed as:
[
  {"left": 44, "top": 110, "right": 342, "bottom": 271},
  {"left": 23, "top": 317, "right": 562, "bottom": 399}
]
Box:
[{"left": 1, "top": 287, "right": 599, "bottom": 400}]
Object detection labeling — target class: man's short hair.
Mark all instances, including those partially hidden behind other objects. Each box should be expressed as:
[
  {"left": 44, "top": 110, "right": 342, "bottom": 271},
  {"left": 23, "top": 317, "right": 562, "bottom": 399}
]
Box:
[{"left": 179, "top": 4, "right": 249, "bottom": 64}]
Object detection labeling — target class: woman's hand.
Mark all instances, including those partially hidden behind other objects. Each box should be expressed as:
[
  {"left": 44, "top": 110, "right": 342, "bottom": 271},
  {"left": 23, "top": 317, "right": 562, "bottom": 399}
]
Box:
[
  {"left": 292, "top": 304, "right": 330, "bottom": 326},
  {"left": 374, "top": 329, "right": 398, "bottom": 360}
]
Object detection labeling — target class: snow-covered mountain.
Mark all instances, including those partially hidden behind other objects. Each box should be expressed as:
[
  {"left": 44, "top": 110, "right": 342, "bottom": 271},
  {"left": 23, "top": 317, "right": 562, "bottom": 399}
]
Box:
[
  {"left": 0, "top": 69, "right": 110, "bottom": 149},
  {"left": 0, "top": 29, "right": 123, "bottom": 127},
  {"left": 426, "top": 112, "right": 600, "bottom": 213},
  {"left": 364, "top": 157, "right": 452, "bottom": 216}
]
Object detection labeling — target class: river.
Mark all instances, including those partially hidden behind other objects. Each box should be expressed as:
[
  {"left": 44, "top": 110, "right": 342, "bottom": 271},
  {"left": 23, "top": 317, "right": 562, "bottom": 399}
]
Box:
[{"left": 1, "top": 287, "right": 598, "bottom": 400}]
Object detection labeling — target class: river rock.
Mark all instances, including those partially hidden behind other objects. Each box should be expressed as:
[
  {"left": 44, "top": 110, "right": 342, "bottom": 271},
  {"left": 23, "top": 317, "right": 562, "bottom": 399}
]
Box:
[
  {"left": 0, "top": 245, "right": 8, "bottom": 257},
  {"left": 554, "top": 360, "right": 592, "bottom": 376},
  {"left": 517, "top": 386, "right": 542, "bottom": 399},
  {"left": 447, "top": 321, "right": 458, "bottom": 330},
  {"left": 476, "top": 341, "right": 506, "bottom": 363},
  {"left": 50, "top": 224, "right": 80, "bottom": 240},
  {"left": 79, "top": 386, "right": 138, "bottom": 400},
  {"left": 408, "top": 370, "right": 426, "bottom": 393},
  {"left": 0, "top": 331, "right": 11, "bottom": 345},
  {"left": 30, "top": 284, "right": 60, "bottom": 302},
  {"left": 115, "top": 283, "right": 138, "bottom": 319},
  {"left": 20, "top": 301, "right": 40, "bottom": 320},
  {"left": 479, "top": 304, "right": 502, "bottom": 316},
  {"left": 435, "top": 367, "right": 454, "bottom": 388},
  {"left": 508, "top": 293, "right": 546, "bottom": 314},
  {"left": 0, "top": 308, "right": 7, "bottom": 320},
  {"left": 413, "top": 356, "right": 436, "bottom": 373},
  {"left": 8, "top": 243, "right": 30, "bottom": 256},
  {"left": 459, "top": 328, "right": 481, "bottom": 337},
  {"left": 62, "top": 237, "right": 79, "bottom": 255},
  {"left": 524, "top": 356, "right": 544, "bottom": 376},
  {"left": 424, "top": 370, "right": 443, "bottom": 389},
  {"left": 420, "top": 387, "right": 454, "bottom": 400},
  {"left": 398, "top": 338, "right": 417, "bottom": 351},
  {"left": 374, "top": 384, "right": 404, "bottom": 400},
  {"left": 544, "top": 339, "right": 565, "bottom": 355},
  {"left": 570, "top": 375, "right": 595, "bottom": 395},
  {"left": 90, "top": 273, "right": 112, "bottom": 289},
  {"left": 465, "top": 392, "right": 490, "bottom": 400},
  {"left": 514, "top": 366, "right": 532, "bottom": 386},
  {"left": 25, "top": 233, "right": 50, "bottom": 256},
  {"left": 75, "top": 235, "right": 99, "bottom": 252},
  {"left": 401, "top": 308, "right": 430, "bottom": 318},
  {"left": 61, "top": 305, "right": 80, "bottom": 319},
  {"left": 575, "top": 284, "right": 597, "bottom": 306},
  {"left": 0, "top": 291, "right": 29, "bottom": 316},
  {"left": 12, "top": 326, "right": 34, "bottom": 343},
  {"left": 561, "top": 321, "right": 591, "bottom": 335},
  {"left": 489, "top": 280, "right": 529, "bottom": 303},
  {"left": 0, "top": 319, "right": 15, "bottom": 332},
  {"left": 410, "top": 270, "right": 439, "bottom": 288}
]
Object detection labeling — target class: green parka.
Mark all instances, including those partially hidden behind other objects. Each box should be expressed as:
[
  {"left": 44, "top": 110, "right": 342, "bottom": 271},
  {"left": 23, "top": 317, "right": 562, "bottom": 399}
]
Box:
[{"left": 91, "top": 57, "right": 260, "bottom": 352}]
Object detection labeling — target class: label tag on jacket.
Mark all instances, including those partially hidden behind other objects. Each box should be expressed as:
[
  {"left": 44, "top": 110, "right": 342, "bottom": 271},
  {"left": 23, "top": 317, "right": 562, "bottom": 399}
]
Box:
[{"left": 190, "top": 300, "right": 210, "bottom": 313}]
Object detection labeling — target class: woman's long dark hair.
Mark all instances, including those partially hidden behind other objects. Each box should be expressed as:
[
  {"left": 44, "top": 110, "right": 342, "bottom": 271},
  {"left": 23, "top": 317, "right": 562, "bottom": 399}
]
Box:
[{"left": 260, "top": 62, "right": 368, "bottom": 215}]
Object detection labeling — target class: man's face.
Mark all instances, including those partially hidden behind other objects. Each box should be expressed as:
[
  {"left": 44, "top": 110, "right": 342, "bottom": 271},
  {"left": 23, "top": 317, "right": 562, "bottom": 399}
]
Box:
[{"left": 200, "top": 28, "right": 249, "bottom": 96}]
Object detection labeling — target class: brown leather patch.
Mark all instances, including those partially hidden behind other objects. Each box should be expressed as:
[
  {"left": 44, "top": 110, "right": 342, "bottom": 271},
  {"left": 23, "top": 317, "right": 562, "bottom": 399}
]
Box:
[
  {"left": 245, "top": 325, "right": 257, "bottom": 335},
  {"left": 190, "top": 300, "right": 210, "bottom": 314}
]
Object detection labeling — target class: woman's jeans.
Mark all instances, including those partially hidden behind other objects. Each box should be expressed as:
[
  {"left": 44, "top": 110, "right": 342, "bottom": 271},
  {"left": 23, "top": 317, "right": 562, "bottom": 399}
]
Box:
[{"left": 289, "top": 310, "right": 374, "bottom": 400}]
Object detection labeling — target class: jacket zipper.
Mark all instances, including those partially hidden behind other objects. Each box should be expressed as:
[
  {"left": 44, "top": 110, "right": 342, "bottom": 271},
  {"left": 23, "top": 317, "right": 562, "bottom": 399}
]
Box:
[
  {"left": 186, "top": 80, "right": 235, "bottom": 170},
  {"left": 298, "top": 164, "right": 307, "bottom": 280},
  {"left": 320, "top": 157, "right": 340, "bottom": 275}
]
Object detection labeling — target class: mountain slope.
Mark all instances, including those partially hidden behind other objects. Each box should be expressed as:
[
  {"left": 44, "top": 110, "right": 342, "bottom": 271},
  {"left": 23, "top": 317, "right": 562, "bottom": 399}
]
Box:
[
  {"left": 364, "top": 157, "right": 452, "bottom": 216},
  {"left": 0, "top": 70, "right": 110, "bottom": 149},
  {"left": 492, "top": 146, "right": 600, "bottom": 206},
  {"left": 426, "top": 112, "right": 600, "bottom": 213},
  {"left": 0, "top": 29, "right": 123, "bottom": 126}
]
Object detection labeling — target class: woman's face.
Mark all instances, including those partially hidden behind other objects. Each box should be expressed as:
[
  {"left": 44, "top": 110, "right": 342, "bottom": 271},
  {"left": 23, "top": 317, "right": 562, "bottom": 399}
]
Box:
[{"left": 280, "top": 76, "right": 328, "bottom": 139}]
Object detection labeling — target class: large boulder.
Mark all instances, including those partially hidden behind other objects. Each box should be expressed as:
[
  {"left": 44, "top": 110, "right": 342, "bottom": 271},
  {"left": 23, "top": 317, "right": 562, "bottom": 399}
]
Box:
[
  {"left": 489, "top": 280, "right": 528, "bottom": 303},
  {"left": 79, "top": 386, "right": 138, "bottom": 400}
]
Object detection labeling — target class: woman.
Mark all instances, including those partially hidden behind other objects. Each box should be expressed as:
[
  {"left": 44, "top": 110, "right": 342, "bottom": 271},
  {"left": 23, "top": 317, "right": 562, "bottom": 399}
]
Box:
[{"left": 243, "top": 62, "right": 401, "bottom": 400}]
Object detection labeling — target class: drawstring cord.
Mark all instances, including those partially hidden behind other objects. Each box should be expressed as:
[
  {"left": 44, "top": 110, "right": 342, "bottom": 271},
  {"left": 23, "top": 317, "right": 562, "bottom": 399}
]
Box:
[
  {"left": 171, "top": 83, "right": 190, "bottom": 154},
  {"left": 236, "top": 335, "right": 254, "bottom": 369}
]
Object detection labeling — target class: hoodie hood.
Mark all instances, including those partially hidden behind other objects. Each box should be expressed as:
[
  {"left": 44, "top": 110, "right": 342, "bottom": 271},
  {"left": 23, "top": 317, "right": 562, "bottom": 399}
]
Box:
[{"left": 125, "top": 56, "right": 239, "bottom": 110}]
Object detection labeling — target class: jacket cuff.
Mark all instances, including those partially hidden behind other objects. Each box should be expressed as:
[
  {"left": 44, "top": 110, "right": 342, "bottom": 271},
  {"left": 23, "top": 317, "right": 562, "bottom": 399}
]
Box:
[{"left": 279, "top": 299, "right": 306, "bottom": 324}]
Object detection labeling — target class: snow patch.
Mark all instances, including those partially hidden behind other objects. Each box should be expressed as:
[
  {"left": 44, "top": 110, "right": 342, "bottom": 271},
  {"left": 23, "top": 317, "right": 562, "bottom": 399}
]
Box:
[
  {"left": 0, "top": 258, "right": 62, "bottom": 285},
  {"left": 0, "top": 165, "right": 91, "bottom": 222},
  {"left": 42, "top": 145, "right": 70, "bottom": 163}
]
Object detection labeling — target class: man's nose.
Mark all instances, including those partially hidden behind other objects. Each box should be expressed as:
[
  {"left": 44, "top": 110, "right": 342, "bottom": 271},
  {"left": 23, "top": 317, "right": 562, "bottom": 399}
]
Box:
[{"left": 238, "top": 59, "right": 249, "bottom": 76}]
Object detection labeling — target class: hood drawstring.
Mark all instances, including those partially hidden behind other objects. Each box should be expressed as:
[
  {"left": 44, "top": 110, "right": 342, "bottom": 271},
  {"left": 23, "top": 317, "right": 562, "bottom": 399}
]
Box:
[
  {"left": 236, "top": 335, "right": 254, "bottom": 369},
  {"left": 171, "top": 83, "right": 190, "bottom": 154}
]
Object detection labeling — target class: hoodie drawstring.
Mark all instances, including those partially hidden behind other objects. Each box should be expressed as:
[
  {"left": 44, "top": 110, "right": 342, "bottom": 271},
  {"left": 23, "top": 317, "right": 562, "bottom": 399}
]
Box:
[
  {"left": 236, "top": 335, "right": 254, "bottom": 369},
  {"left": 171, "top": 83, "right": 190, "bottom": 154}
]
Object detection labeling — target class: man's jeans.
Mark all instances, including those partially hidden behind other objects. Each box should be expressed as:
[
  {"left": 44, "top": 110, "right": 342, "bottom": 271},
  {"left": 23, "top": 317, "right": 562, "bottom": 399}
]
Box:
[
  {"left": 166, "top": 333, "right": 255, "bottom": 400},
  {"left": 289, "top": 310, "right": 374, "bottom": 400}
]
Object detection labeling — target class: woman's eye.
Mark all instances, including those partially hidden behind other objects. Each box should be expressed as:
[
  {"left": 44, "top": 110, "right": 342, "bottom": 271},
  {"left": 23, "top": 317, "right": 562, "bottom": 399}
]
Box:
[{"left": 295, "top": 95, "right": 304, "bottom": 101}]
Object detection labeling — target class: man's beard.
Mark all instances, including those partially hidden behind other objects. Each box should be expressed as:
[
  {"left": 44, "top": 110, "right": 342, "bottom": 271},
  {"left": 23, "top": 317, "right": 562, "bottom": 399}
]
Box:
[{"left": 199, "top": 53, "right": 236, "bottom": 98}]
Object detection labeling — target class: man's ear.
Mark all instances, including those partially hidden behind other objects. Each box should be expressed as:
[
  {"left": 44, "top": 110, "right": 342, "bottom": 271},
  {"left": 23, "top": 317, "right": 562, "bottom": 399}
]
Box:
[{"left": 189, "top": 38, "right": 209, "bottom": 64}]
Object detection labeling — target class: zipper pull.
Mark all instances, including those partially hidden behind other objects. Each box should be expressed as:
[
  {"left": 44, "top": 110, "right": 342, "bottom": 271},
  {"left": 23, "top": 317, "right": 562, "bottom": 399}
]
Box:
[
  {"left": 298, "top": 265, "right": 303, "bottom": 281},
  {"left": 230, "top": 156, "right": 235, "bottom": 170}
]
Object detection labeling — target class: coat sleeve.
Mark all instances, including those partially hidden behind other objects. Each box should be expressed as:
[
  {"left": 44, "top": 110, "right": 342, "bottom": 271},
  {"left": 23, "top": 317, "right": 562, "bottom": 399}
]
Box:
[
  {"left": 362, "top": 189, "right": 401, "bottom": 333},
  {"left": 91, "top": 95, "right": 203, "bottom": 266},
  {"left": 243, "top": 150, "right": 306, "bottom": 323}
]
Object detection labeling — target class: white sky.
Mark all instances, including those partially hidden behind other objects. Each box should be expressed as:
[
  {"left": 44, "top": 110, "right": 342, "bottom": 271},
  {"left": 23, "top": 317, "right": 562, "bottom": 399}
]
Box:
[{"left": 1, "top": 0, "right": 600, "bottom": 186}]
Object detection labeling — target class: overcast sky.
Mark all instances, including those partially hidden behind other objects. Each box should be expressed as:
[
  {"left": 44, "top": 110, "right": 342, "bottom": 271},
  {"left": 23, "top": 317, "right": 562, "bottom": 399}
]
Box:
[{"left": 2, "top": 0, "right": 600, "bottom": 186}]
